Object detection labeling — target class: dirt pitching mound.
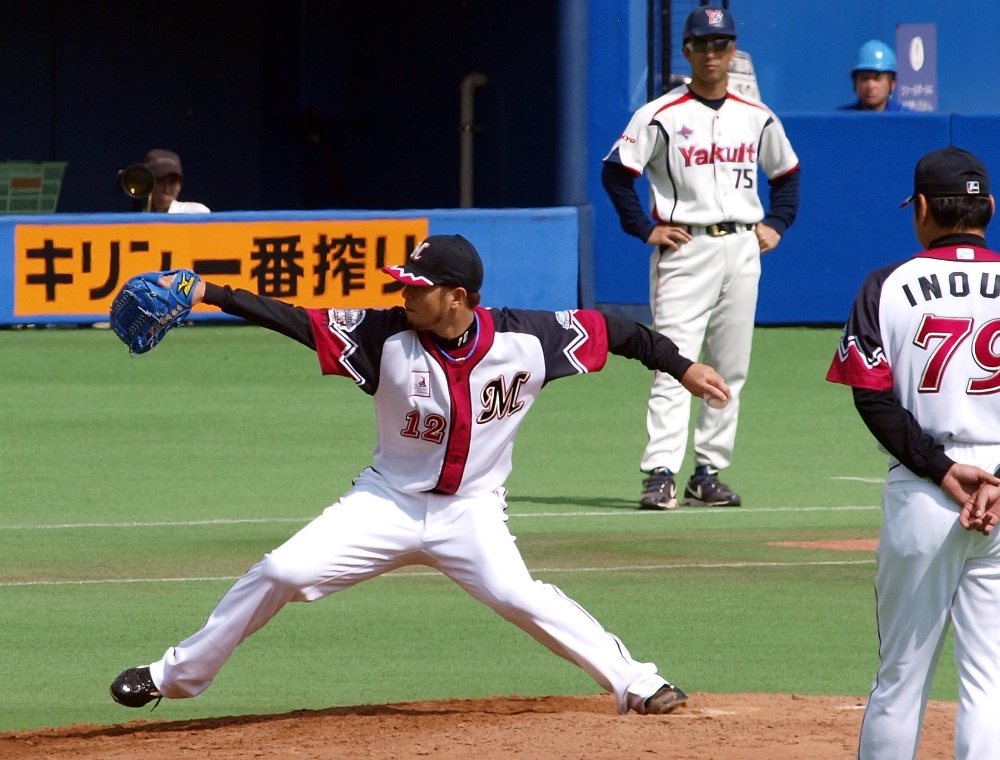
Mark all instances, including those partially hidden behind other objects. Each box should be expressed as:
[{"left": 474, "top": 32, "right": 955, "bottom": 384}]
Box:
[
  {"left": 0, "top": 692, "right": 956, "bottom": 759},
  {"left": 769, "top": 539, "right": 879, "bottom": 552}
]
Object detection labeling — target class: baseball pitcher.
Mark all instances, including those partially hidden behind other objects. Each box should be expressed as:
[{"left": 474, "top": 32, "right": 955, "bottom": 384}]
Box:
[{"left": 107, "top": 234, "right": 731, "bottom": 717}]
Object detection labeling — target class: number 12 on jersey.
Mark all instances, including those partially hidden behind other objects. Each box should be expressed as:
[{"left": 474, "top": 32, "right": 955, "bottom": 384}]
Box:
[
  {"left": 914, "top": 314, "right": 1000, "bottom": 394},
  {"left": 401, "top": 410, "right": 446, "bottom": 443}
]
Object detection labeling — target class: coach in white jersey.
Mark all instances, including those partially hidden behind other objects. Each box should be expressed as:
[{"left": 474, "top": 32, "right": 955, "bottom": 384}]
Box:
[
  {"left": 828, "top": 147, "right": 1000, "bottom": 759},
  {"left": 108, "top": 234, "right": 733, "bottom": 717},
  {"left": 603, "top": 6, "right": 800, "bottom": 510}
]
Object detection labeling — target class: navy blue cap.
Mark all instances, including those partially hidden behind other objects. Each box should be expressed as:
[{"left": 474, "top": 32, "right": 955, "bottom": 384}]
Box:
[
  {"left": 382, "top": 234, "right": 484, "bottom": 293},
  {"left": 900, "top": 147, "right": 991, "bottom": 208},
  {"left": 683, "top": 6, "right": 737, "bottom": 40}
]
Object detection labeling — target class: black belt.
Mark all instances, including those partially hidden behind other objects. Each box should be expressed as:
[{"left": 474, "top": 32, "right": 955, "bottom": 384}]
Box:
[{"left": 683, "top": 222, "right": 756, "bottom": 237}]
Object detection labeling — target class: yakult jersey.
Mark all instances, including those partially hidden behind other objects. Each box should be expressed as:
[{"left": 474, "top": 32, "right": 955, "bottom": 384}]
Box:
[
  {"left": 605, "top": 85, "right": 799, "bottom": 226},
  {"left": 307, "top": 305, "right": 610, "bottom": 497},
  {"left": 827, "top": 243, "right": 1000, "bottom": 446}
]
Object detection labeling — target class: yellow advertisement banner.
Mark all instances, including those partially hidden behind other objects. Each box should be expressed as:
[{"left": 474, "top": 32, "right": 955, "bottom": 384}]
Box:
[{"left": 14, "top": 217, "right": 429, "bottom": 316}]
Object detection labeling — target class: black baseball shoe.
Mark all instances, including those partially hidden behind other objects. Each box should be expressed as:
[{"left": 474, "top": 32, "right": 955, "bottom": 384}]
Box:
[
  {"left": 638, "top": 683, "right": 688, "bottom": 714},
  {"left": 683, "top": 467, "right": 741, "bottom": 507},
  {"left": 639, "top": 468, "right": 678, "bottom": 510},
  {"left": 110, "top": 666, "right": 163, "bottom": 708}
]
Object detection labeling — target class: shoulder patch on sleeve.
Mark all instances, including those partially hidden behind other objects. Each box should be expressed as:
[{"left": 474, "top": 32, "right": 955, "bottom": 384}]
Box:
[
  {"left": 327, "top": 308, "right": 366, "bottom": 332},
  {"left": 555, "top": 309, "right": 608, "bottom": 374},
  {"left": 308, "top": 308, "right": 367, "bottom": 385}
]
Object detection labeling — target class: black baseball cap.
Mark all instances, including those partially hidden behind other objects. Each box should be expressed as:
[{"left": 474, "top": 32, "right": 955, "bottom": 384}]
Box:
[
  {"left": 900, "top": 146, "right": 991, "bottom": 207},
  {"left": 144, "top": 149, "right": 183, "bottom": 180},
  {"left": 382, "top": 234, "right": 484, "bottom": 293},
  {"left": 683, "top": 6, "right": 737, "bottom": 40}
]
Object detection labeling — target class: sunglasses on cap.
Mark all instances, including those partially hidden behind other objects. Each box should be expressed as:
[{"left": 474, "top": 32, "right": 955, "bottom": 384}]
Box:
[{"left": 684, "top": 38, "right": 734, "bottom": 54}]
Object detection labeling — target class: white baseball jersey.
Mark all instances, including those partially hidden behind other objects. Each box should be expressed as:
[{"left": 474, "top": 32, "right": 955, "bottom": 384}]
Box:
[
  {"left": 307, "top": 305, "right": 610, "bottom": 496},
  {"left": 827, "top": 242, "right": 1000, "bottom": 447},
  {"left": 605, "top": 85, "right": 799, "bottom": 226},
  {"left": 830, "top": 240, "right": 1000, "bottom": 760}
]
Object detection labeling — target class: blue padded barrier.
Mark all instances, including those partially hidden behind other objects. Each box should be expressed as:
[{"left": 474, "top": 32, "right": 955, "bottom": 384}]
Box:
[{"left": 0, "top": 208, "right": 583, "bottom": 325}]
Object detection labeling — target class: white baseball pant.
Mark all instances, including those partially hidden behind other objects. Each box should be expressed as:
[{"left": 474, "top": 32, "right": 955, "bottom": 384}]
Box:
[
  {"left": 148, "top": 468, "right": 668, "bottom": 714},
  {"left": 642, "top": 229, "right": 760, "bottom": 474},
  {"left": 859, "top": 444, "right": 1000, "bottom": 760}
]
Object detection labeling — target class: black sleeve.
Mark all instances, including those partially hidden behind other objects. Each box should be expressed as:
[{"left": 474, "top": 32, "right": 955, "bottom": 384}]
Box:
[
  {"left": 603, "top": 312, "right": 694, "bottom": 381},
  {"left": 761, "top": 167, "right": 800, "bottom": 236},
  {"left": 852, "top": 387, "right": 955, "bottom": 485},
  {"left": 601, "top": 158, "right": 658, "bottom": 243},
  {"left": 203, "top": 283, "right": 315, "bottom": 350}
]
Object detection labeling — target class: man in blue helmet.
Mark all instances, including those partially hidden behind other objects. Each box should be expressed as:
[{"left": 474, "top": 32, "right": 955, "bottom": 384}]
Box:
[{"left": 839, "top": 40, "right": 911, "bottom": 112}]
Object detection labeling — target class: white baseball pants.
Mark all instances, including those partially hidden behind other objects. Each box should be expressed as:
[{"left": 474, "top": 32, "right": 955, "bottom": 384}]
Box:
[
  {"left": 859, "top": 445, "right": 1000, "bottom": 760},
  {"left": 642, "top": 230, "right": 760, "bottom": 474},
  {"left": 149, "top": 469, "right": 667, "bottom": 714}
]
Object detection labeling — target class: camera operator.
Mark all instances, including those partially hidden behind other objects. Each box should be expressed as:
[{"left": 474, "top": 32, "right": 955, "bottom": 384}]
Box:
[{"left": 142, "top": 149, "right": 210, "bottom": 213}]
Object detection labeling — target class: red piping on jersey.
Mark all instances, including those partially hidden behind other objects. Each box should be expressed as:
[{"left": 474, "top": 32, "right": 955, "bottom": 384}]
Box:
[
  {"left": 771, "top": 162, "right": 800, "bottom": 181},
  {"left": 724, "top": 91, "right": 771, "bottom": 113},
  {"left": 651, "top": 92, "right": 693, "bottom": 120},
  {"left": 916, "top": 246, "right": 1000, "bottom": 263},
  {"left": 826, "top": 345, "right": 894, "bottom": 391},
  {"left": 419, "top": 306, "right": 496, "bottom": 495},
  {"left": 308, "top": 308, "right": 362, "bottom": 381}
]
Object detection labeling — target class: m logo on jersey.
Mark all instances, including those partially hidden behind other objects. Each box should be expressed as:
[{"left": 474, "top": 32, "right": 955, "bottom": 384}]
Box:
[
  {"left": 679, "top": 142, "right": 756, "bottom": 167},
  {"left": 677, "top": 125, "right": 694, "bottom": 140},
  {"left": 706, "top": 9, "right": 724, "bottom": 25},
  {"left": 477, "top": 372, "right": 530, "bottom": 423}
]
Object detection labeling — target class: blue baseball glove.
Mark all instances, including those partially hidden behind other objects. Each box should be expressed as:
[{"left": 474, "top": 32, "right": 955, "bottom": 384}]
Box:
[{"left": 109, "top": 269, "right": 201, "bottom": 355}]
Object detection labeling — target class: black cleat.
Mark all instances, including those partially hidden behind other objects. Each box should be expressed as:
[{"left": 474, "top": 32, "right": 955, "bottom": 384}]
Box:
[
  {"left": 683, "top": 469, "right": 741, "bottom": 507},
  {"left": 640, "top": 468, "right": 678, "bottom": 510},
  {"left": 110, "top": 666, "right": 163, "bottom": 708},
  {"left": 640, "top": 683, "right": 688, "bottom": 714}
]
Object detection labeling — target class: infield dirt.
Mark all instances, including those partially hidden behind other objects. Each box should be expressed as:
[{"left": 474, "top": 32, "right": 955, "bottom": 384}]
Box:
[{"left": 1, "top": 692, "right": 955, "bottom": 759}]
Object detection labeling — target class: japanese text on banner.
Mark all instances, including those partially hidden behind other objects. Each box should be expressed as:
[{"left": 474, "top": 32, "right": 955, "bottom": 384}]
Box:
[{"left": 15, "top": 218, "right": 429, "bottom": 316}]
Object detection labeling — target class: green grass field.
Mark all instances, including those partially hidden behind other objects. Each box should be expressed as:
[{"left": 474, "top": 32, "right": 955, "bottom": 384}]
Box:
[{"left": 0, "top": 325, "right": 959, "bottom": 732}]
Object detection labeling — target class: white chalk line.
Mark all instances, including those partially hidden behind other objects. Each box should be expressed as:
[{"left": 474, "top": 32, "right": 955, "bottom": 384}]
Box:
[
  {"left": 830, "top": 476, "right": 885, "bottom": 484},
  {"left": 0, "top": 505, "right": 880, "bottom": 532},
  {"left": 0, "top": 559, "right": 875, "bottom": 588},
  {"left": 0, "top": 517, "right": 311, "bottom": 531}
]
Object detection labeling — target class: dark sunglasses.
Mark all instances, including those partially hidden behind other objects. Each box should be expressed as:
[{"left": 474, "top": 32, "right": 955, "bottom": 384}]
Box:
[{"left": 684, "top": 38, "right": 734, "bottom": 54}]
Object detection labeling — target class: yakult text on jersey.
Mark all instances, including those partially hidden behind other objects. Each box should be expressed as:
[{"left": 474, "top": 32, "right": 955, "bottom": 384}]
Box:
[{"left": 678, "top": 142, "right": 756, "bottom": 167}]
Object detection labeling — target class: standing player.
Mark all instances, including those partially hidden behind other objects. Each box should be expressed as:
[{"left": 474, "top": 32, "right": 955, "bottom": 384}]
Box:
[
  {"left": 602, "top": 6, "right": 800, "bottom": 510},
  {"left": 827, "top": 147, "right": 1000, "bottom": 759},
  {"left": 109, "top": 235, "right": 732, "bottom": 716}
]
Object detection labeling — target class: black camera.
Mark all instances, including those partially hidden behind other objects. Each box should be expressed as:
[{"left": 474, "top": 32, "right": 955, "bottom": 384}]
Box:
[{"left": 117, "top": 164, "right": 155, "bottom": 211}]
